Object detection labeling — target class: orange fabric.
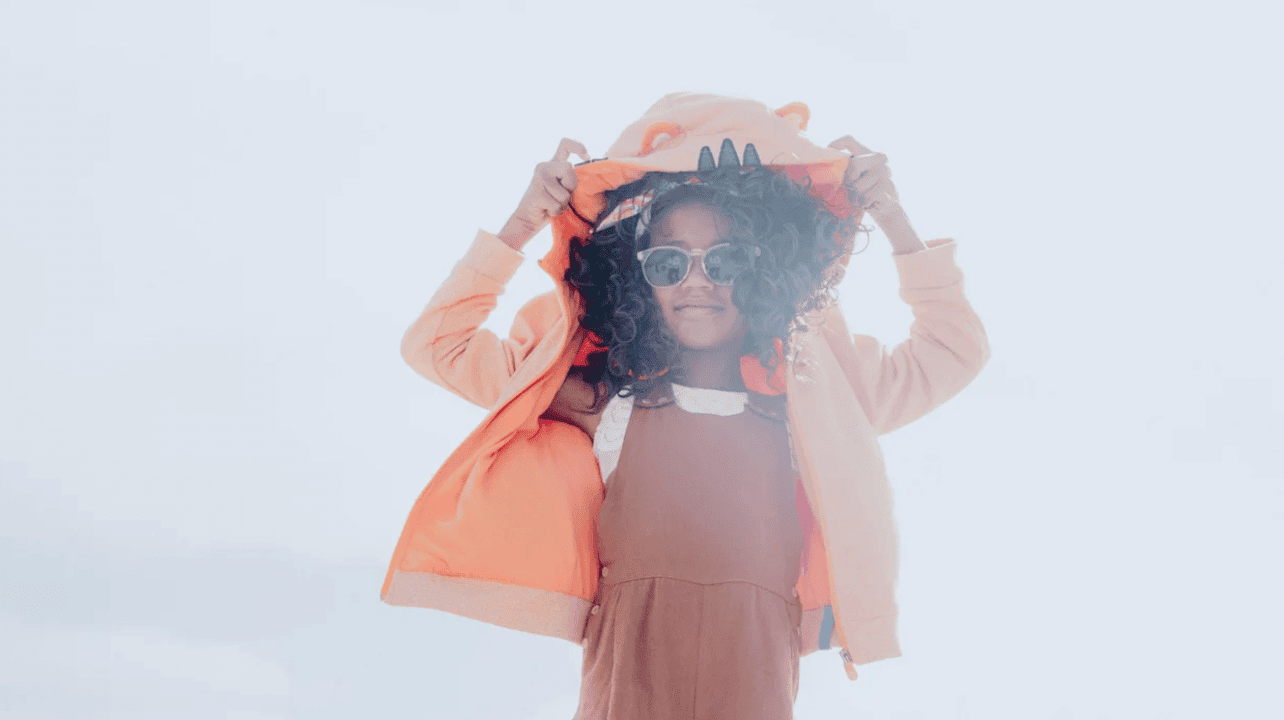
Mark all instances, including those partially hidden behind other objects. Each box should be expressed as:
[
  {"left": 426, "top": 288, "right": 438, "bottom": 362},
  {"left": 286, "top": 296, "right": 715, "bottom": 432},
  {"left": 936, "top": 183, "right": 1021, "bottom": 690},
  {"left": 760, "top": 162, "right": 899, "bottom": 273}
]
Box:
[
  {"left": 394, "top": 419, "right": 603, "bottom": 598},
  {"left": 637, "top": 121, "right": 685, "bottom": 157},
  {"left": 793, "top": 478, "right": 832, "bottom": 612},
  {"left": 740, "top": 338, "right": 787, "bottom": 396},
  {"left": 389, "top": 228, "right": 988, "bottom": 673},
  {"left": 387, "top": 94, "right": 992, "bottom": 679},
  {"left": 774, "top": 101, "right": 810, "bottom": 129},
  {"left": 571, "top": 331, "right": 605, "bottom": 368}
]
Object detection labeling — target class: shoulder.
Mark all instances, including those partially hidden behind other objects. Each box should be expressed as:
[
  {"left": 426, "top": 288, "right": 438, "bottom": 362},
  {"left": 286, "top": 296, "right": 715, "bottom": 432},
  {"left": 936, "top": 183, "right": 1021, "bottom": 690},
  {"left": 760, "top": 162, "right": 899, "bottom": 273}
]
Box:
[
  {"left": 540, "top": 373, "right": 606, "bottom": 440},
  {"left": 513, "top": 291, "right": 564, "bottom": 331},
  {"left": 747, "top": 391, "right": 788, "bottom": 423}
]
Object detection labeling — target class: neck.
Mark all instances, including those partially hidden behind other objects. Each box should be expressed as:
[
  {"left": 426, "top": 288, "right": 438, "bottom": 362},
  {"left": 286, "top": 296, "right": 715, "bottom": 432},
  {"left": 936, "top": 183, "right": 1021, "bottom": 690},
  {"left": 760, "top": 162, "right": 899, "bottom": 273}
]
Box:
[{"left": 675, "top": 346, "right": 744, "bottom": 391}]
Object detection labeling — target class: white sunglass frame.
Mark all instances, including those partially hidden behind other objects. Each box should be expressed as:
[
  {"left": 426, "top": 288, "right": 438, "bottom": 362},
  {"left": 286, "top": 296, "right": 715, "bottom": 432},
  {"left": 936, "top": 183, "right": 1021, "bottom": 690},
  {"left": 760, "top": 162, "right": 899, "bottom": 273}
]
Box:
[{"left": 635, "top": 243, "right": 762, "bottom": 288}]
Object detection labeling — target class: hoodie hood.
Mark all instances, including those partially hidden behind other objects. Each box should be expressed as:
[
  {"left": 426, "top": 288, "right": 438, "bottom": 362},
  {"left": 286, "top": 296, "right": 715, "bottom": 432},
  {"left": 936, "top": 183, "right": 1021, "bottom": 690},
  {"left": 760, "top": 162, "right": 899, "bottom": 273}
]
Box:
[{"left": 539, "top": 93, "right": 862, "bottom": 283}]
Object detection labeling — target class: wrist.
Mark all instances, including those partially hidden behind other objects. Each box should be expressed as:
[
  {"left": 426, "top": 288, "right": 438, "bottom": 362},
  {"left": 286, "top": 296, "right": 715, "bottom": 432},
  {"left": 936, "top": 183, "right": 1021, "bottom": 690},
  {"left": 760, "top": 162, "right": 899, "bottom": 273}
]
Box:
[
  {"left": 497, "top": 216, "right": 534, "bottom": 251},
  {"left": 467, "top": 229, "right": 527, "bottom": 283},
  {"left": 872, "top": 206, "right": 926, "bottom": 255}
]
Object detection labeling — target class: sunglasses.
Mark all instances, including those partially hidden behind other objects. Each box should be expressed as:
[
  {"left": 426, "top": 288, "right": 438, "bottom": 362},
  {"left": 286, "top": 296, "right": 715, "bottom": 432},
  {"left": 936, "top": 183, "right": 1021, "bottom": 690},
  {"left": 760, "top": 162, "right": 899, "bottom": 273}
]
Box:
[{"left": 635, "top": 243, "right": 761, "bottom": 288}]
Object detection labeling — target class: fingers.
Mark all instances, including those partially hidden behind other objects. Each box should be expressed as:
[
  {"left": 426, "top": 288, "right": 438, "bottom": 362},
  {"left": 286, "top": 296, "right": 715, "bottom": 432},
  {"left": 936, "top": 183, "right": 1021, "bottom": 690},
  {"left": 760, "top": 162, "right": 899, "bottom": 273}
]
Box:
[
  {"left": 548, "top": 138, "right": 589, "bottom": 196},
  {"left": 539, "top": 159, "right": 577, "bottom": 193},
  {"left": 843, "top": 154, "right": 891, "bottom": 202},
  {"left": 847, "top": 150, "right": 889, "bottom": 177},
  {"left": 831, "top": 136, "right": 891, "bottom": 194},
  {"left": 507, "top": 139, "right": 589, "bottom": 241},
  {"left": 829, "top": 135, "right": 883, "bottom": 166},
  {"left": 829, "top": 135, "right": 874, "bottom": 156},
  {"left": 849, "top": 171, "right": 901, "bottom": 216},
  {"left": 853, "top": 167, "right": 897, "bottom": 195},
  {"left": 829, "top": 136, "right": 900, "bottom": 214},
  {"left": 852, "top": 172, "right": 880, "bottom": 195},
  {"left": 529, "top": 163, "right": 572, "bottom": 222},
  {"left": 542, "top": 181, "right": 570, "bottom": 210},
  {"left": 552, "top": 137, "right": 591, "bottom": 164}
]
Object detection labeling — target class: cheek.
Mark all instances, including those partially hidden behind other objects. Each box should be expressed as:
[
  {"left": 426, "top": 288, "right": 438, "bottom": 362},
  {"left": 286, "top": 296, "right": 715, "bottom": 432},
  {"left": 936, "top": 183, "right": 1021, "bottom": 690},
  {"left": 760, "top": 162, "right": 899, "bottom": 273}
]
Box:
[
  {"left": 727, "top": 307, "right": 747, "bottom": 337},
  {"left": 651, "top": 288, "right": 677, "bottom": 323},
  {"left": 721, "top": 289, "right": 745, "bottom": 325}
]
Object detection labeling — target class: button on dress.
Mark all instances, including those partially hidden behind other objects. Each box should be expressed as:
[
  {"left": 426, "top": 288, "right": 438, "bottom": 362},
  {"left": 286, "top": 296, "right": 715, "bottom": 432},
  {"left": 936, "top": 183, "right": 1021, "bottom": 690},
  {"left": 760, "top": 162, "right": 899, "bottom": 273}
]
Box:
[{"left": 573, "top": 382, "right": 804, "bottom": 720}]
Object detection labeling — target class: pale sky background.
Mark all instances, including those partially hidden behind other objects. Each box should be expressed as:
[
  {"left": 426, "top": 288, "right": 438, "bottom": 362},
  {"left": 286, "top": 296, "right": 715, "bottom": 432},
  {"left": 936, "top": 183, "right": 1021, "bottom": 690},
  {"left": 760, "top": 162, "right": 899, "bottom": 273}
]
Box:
[{"left": 1, "top": 0, "right": 1281, "bottom": 718}]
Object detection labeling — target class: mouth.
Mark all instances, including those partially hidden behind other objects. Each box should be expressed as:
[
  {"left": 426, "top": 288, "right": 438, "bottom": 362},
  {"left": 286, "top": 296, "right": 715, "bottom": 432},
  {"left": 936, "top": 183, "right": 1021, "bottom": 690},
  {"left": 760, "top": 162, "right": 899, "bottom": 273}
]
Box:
[{"left": 675, "top": 304, "right": 724, "bottom": 312}]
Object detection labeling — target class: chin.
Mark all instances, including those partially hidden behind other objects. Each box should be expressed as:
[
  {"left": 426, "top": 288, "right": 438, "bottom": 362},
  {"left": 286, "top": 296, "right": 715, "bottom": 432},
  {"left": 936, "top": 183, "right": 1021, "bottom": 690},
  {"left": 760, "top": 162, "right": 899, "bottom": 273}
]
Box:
[
  {"left": 675, "top": 335, "right": 731, "bottom": 350},
  {"left": 663, "top": 308, "right": 747, "bottom": 352},
  {"left": 673, "top": 326, "right": 747, "bottom": 351}
]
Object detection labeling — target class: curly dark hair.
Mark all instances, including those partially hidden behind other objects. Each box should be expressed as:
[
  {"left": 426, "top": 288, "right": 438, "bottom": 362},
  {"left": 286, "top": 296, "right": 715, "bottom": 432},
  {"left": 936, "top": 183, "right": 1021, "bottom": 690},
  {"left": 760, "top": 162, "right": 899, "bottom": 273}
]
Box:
[{"left": 565, "top": 166, "right": 860, "bottom": 408}]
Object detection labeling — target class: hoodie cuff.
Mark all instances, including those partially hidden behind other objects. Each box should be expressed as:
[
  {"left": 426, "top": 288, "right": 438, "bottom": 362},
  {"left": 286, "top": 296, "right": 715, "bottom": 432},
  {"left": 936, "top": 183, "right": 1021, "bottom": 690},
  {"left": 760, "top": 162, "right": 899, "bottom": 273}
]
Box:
[
  {"left": 892, "top": 237, "right": 964, "bottom": 289},
  {"left": 461, "top": 229, "right": 526, "bottom": 285},
  {"left": 844, "top": 614, "right": 904, "bottom": 666}
]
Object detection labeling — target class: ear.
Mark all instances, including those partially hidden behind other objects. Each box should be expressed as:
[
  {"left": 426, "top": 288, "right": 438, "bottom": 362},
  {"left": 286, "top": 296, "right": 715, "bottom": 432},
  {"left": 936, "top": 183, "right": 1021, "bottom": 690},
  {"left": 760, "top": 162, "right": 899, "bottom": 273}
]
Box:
[
  {"left": 774, "top": 102, "right": 810, "bottom": 131},
  {"left": 638, "top": 122, "right": 685, "bottom": 156}
]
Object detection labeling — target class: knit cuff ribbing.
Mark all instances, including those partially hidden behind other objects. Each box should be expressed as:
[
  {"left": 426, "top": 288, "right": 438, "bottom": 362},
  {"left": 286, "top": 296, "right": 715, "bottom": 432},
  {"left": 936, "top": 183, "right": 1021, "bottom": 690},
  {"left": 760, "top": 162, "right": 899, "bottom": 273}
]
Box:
[
  {"left": 892, "top": 237, "right": 964, "bottom": 289},
  {"left": 461, "top": 229, "right": 526, "bottom": 285}
]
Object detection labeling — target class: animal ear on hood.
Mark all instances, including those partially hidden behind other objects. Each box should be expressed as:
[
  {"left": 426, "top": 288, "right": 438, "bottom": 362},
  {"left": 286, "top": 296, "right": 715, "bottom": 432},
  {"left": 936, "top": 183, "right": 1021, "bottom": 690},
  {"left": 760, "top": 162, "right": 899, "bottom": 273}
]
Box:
[
  {"left": 638, "top": 122, "right": 685, "bottom": 157},
  {"left": 774, "top": 102, "right": 810, "bottom": 131},
  {"left": 546, "top": 94, "right": 851, "bottom": 283}
]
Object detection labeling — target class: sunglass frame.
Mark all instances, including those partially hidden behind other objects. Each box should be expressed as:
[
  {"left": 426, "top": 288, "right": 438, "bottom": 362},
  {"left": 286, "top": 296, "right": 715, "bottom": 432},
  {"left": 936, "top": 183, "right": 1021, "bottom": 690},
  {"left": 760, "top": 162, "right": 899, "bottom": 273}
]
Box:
[{"left": 635, "top": 243, "right": 762, "bottom": 288}]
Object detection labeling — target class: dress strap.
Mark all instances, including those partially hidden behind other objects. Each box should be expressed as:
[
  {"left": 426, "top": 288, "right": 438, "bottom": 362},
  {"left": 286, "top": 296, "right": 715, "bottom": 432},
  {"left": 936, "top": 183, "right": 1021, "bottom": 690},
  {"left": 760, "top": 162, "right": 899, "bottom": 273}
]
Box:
[
  {"left": 592, "top": 384, "right": 786, "bottom": 481},
  {"left": 592, "top": 393, "right": 634, "bottom": 484}
]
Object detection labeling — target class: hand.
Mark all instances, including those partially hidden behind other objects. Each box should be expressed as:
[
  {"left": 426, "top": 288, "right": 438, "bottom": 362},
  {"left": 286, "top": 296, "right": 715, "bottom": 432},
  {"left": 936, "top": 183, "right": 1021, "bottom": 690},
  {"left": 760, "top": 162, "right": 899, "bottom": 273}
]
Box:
[
  {"left": 497, "top": 138, "right": 591, "bottom": 250},
  {"left": 828, "top": 136, "right": 924, "bottom": 254},
  {"left": 828, "top": 136, "right": 901, "bottom": 223}
]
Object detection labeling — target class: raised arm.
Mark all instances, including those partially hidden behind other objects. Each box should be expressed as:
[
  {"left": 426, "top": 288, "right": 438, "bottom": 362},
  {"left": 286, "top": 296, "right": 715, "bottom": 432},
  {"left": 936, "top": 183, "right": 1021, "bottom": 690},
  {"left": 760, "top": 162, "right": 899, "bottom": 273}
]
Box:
[
  {"left": 826, "top": 137, "right": 991, "bottom": 434},
  {"left": 400, "top": 138, "right": 589, "bottom": 408},
  {"left": 400, "top": 231, "right": 559, "bottom": 408},
  {"left": 829, "top": 239, "right": 990, "bottom": 435}
]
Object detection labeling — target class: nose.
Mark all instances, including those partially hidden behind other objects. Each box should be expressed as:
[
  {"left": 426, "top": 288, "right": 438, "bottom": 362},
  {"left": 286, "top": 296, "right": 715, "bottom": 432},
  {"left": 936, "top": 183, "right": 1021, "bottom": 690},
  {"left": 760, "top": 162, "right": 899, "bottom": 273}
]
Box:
[{"left": 679, "top": 255, "right": 714, "bottom": 288}]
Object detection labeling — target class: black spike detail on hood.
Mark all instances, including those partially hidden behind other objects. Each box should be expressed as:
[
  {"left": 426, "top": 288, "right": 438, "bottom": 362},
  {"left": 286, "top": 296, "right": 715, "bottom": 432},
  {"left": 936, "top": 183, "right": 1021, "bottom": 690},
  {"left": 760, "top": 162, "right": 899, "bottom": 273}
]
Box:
[
  {"left": 718, "top": 138, "right": 740, "bottom": 168},
  {"left": 697, "top": 146, "right": 717, "bottom": 171},
  {"left": 742, "top": 143, "right": 762, "bottom": 168}
]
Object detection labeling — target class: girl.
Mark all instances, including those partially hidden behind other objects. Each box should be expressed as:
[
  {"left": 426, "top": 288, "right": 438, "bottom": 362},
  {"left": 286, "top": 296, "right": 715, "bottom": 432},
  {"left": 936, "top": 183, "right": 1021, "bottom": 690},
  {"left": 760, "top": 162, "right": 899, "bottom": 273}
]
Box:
[{"left": 384, "top": 93, "right": 990, "bottom": 719}]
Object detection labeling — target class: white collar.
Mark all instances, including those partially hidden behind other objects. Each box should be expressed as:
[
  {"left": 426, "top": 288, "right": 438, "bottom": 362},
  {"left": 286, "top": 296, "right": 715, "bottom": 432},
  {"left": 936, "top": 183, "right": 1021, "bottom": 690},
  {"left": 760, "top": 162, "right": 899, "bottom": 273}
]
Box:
[{"left": 670, "top": 382, "right": 747, "bottom": 416}]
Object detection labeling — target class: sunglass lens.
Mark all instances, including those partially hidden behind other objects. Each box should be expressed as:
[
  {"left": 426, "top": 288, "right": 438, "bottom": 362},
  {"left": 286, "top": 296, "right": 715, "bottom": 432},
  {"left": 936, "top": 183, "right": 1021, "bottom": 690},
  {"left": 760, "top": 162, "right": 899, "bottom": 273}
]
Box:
[
  {"left": 642, "top": 248, "right": 689, "bottom": 287},
  {"left": 705, "top": 245, "right": 754, "bottom": 285}
]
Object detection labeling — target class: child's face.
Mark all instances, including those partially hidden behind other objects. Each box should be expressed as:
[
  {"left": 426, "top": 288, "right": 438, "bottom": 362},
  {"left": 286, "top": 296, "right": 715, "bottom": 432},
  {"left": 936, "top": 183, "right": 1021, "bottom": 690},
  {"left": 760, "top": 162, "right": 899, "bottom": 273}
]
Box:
[{"left": 647, "top": 201, "right": 747, "bottom": 353}]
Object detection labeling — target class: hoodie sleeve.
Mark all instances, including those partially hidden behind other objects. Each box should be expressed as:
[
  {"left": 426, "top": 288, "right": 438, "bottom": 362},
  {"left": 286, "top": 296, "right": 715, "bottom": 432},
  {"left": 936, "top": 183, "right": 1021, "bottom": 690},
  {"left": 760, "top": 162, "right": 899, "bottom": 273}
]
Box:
[
  {"left": 400, "top": 229, "right": 562, "bottom": 409},
  {"left": 841, "top": 238, "right": 991, "bottom": 435}
]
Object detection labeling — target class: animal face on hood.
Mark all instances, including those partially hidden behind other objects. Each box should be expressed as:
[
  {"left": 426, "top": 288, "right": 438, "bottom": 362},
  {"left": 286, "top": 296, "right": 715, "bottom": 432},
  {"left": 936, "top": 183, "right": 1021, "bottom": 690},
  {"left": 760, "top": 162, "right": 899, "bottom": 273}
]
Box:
[{"left": 542, "top": 93, "right": 863, "bottom": 284}]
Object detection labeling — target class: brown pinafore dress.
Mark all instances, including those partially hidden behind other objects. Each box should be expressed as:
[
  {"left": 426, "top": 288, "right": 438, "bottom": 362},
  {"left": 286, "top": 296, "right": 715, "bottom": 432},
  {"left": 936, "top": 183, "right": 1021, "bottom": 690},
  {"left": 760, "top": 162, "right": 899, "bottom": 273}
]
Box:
[{"left": 573, "top": 382, "right": 804, "bottom": 720}]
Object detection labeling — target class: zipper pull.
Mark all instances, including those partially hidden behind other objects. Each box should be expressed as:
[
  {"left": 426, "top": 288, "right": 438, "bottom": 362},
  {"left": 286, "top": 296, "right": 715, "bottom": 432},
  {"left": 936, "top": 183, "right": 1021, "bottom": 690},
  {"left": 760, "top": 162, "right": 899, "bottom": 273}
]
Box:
[{"left": 839, "top": 649, "right": 858, "bottom": 680}]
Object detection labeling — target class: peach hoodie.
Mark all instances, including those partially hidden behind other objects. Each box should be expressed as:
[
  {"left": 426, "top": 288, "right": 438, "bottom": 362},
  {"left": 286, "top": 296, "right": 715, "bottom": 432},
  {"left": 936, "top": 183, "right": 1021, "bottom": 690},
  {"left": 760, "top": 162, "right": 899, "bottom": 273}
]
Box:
[{"left": 383, "top": 94, "right": 991, "bottom": 680}]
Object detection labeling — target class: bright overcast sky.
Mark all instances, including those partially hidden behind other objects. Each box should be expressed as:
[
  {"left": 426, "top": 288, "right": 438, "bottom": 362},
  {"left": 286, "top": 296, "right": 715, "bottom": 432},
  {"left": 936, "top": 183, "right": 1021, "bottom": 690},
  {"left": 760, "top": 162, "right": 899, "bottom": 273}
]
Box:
[{"left": 1, "top": 1, "right": 1281, "bottom": 718}]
